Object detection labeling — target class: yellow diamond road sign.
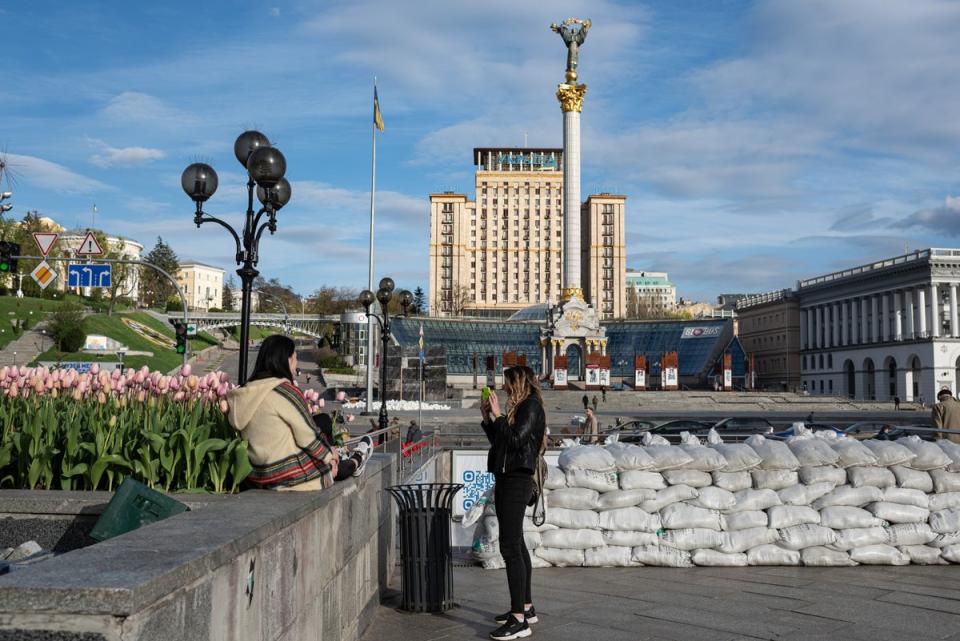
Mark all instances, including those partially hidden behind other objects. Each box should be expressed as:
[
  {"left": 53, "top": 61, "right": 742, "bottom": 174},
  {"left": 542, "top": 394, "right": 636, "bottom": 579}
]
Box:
[{"left": 31, "top": 260, "right": 57, "bottom": 290}]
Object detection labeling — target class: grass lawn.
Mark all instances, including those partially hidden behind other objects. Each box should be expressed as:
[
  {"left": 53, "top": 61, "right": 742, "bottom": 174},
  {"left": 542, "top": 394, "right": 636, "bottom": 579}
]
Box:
[{"left": 0, "top": 296, "right": 71, "bottom": 349}]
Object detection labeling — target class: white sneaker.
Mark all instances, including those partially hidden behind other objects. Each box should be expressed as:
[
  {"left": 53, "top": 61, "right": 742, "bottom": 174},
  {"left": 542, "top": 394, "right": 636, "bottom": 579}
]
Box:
[{"left": 352, "top": 436, "right": 374, "bottom": 477}]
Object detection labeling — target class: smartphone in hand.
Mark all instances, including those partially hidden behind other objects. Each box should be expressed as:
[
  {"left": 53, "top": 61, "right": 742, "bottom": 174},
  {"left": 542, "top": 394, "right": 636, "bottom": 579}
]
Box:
[{"left": 481, "top": 386, "right": 491, "bottom": 402}]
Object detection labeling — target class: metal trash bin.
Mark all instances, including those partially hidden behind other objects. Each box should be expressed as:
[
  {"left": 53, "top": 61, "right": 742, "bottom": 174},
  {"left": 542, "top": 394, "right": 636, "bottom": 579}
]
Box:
[{"left": 386, "top": 483, "right": 463, "bottom": 613}]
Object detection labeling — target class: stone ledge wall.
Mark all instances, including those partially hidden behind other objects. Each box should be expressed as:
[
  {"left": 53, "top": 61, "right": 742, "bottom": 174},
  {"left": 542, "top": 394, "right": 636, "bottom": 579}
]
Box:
[{"left": 0, "top": 454, "right": 396, "bottom": 641}]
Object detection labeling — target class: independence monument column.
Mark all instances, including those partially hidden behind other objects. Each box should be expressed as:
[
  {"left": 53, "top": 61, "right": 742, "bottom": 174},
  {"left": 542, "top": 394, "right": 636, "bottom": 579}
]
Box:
[{"left": 552, "top": 18, "right": 590, "bottom": 302}]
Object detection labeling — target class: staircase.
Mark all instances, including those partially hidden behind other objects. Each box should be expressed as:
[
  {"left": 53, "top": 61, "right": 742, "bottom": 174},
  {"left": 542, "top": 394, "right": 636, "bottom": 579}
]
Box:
[{"left": 0, "top": 324, "right": 51, "bottom": 368}]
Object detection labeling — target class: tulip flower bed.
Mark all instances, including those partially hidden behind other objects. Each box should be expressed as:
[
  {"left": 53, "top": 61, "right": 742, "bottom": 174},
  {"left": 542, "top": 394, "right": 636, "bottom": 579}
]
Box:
[{"left": 0, "top": 363, "right": 257, "bottom": 493}]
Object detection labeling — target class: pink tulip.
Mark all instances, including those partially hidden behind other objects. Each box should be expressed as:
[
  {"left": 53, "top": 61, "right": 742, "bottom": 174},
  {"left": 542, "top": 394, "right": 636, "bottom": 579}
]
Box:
[
  {"left": 137, "top": 390, "right": 146, "bottom": 402},
  {"left": 316, "top": 398, "right": 325, "bottom": 408},
  {"left": 89, "top": 363, "right": 99, "bottom": 375},
  {"left": 219, "top": 399, "right": 230, "bottom": 413},
  {"left": 180, "top": 364, "right": 192, "bottom": 377},
  {"left": 336, "top": 390, "right": 346, "bottom": 402},
  {"left": 187, "top": 375, "right": 199, "bottom": 390},
  {"left": 173, "top": 391, "right": 185, "bottom": 402}
]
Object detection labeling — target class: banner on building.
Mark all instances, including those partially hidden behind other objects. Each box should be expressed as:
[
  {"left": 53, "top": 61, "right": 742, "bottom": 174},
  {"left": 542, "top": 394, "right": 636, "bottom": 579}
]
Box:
[{"left": 681, "top": 326, "right": 722, "bottom": 340}]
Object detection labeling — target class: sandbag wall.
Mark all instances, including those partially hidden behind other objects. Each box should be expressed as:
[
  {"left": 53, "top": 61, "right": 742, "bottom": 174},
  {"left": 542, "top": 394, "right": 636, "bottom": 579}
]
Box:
[{"left": 470, "top": 433, "right": 960, "bottom": 567}]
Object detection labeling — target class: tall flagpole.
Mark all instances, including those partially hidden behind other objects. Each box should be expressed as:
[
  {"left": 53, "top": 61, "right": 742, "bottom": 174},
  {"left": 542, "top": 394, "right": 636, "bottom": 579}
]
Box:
[{"left": 365, "top": 80, "right": 378, "bottom": 414}]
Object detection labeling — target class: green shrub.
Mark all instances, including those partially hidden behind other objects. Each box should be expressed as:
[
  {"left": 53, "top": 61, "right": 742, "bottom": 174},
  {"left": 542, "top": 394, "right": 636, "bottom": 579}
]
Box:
[{"left": 47, "top": 304, "right": 87, "bottom": 352}]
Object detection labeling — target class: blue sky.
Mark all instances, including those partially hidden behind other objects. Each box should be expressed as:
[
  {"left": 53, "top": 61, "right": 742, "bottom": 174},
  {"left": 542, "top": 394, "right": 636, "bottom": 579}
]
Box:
[{"left": 2, "top": 0, "right": 960, "bottom": 302}]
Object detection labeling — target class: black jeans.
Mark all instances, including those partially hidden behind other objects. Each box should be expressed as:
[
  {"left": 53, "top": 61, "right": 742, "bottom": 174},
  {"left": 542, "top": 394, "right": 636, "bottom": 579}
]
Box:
[
  {"left": 495, "top": 472, "right": 534, "bottom": 614},
  {"left": 334, "top": 452, "right": 363, "bottom": 481}
]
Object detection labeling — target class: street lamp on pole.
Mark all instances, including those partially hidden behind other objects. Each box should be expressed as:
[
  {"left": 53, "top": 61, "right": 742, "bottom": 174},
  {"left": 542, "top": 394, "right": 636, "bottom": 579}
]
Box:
[
  {"left": 181, "top": 130, "right": 292, "bottom": 385},
  {"left": 358, "top": 278, "right": 412, "bottom": 432}
]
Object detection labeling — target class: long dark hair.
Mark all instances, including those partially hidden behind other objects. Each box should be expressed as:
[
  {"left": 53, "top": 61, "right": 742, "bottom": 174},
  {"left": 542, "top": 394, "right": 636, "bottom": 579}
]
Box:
[
  {"left": 248, "top": 334, "right": 296, "bottom": 384},
  {"left": 503, "top": 365, "right": 544, "bottom": 425}
]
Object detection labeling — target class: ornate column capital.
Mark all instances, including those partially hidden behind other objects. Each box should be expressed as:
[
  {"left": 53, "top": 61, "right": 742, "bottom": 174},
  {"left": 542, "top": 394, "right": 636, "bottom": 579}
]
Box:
[{"left": 556, "top": 83, "right": 587, "bottom": 113}]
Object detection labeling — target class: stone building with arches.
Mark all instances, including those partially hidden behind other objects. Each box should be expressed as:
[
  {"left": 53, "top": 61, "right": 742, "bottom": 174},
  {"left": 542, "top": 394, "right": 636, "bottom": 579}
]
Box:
[{"left": 799, "top": 248, "right": 960, "bottom": 403}]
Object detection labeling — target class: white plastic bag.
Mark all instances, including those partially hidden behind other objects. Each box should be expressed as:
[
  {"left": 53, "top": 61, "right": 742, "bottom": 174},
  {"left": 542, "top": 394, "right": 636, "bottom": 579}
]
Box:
[
  {"left": 678, "top": 443, "right": 729, "bottom": 472},
  {"left": 691, "top": 549, "right": 748, "bottom": 567},
  {"left": 830, "top": 439, "right": 879, "bottom": 468},
  {"left": 605, "top": 442, "right": 656, "bottom": 471},
  {"left": 462, "top": 487, "right": 494, "bottom": 527},
  {"left": 899, "top": 545, "right": 947, "bottom": 565},
  {"left": 619, "top": 470, "right": 667, "bottom": 491},
  {"left": 777, "top": 524, "right": 837, "bottom": 550},
  {"left": 812, "top": 485, "right": 883, "bottom": 509},
  {"left": 687, "top": 486, "right": 737, "bottom": 510},
  {"left": 866, "top": 502, "right": 930, "bottom": 524},
  {"left": 642, "top": 432, "right": 671, "bottom": 446},
  {"left": 885, "top": 523, "right": 937, "bottom": 546},
  {"left": 717, "top": 527, "right": 780, "bottom": 553},
  {"left": 899, "top": 435, "right": 952, "bottom": 470},
  {"left": 596, "top": 489, "right": 655, "bottom": 511},
  {"left": 929, "top": 492, "right": 960, "bottom": 511},
  {"left": 848, "top": 544, "right": 910, "bottom": 565},
  {"left": 938, "top": 440, "right": 960, "bottom": 473},
  {"left": 931, "top": 469, "right": 960, "bottom": 494},
  {"left": 778, "top": 482, "right": 834, "bottom": 506},
  {"left": 728, "top": 488, "right": 782, "bottom": 512},
  {"left": 584, "top": 546, "right": 634, "bottom": 567},
  {"left": 862, "top": 440, "right": 916, "bottom": 467},
  {"left": 598, "top": 507, "right": 662, "bottom": 532},
  {"left": 767, "top": 505, "right": 821, "bottom": 529},
  {"left": 530, "top": 554, "right": 553, "bottom": 569},
  {"left": 745, "top": 435, "right": 801, "bottom": 470},
  {"left": 659, "top": 528, "right": 724, "bottom": 551},
  {"left": 535, "top": 547, "right": 584, "bottom": 567},
  {"left": 847, "top": 466, "right": 897, "bottom": 488},
  {"left": 818, "top": 506, "right": 885, "bottom": 529},
  {"left": 540, "top": 528, "right": 605, "bottom": 550},
  {"left": 787, "top": 437, "right": 840, "bottom": 467},
  {"left": 799, "top": 466, "right": 848, "bottom": 487},
  {"left": 722, "top": 510, "right": 768, "bottom": 531},
  {"left": 828, "top": 527, "right": 890, "bottom": 551},
  {"left": 643, "top": 445, "right": 694, "bottom": 471},
  {"left": 752, "top": 470, "right": 800, "bottom": 491},
  {"left": 602, "top": 530, "right": 659, "bottom": 547},
  {"left": 640, "top": 484, "right": 699, "bottom": 512},
  {"left": 890, "top": 465, "right": 933, "bottom": 492},
  {"left": 660, "top": 503, "right": 723, "bottom": 530},
  {"left": 566, "top": 469, "right": 619, "bottom": 493},
  {"left": 482, "top": 555, "right": 506, "bottom": 570},
  {"left": 545, "top": 465, "right": 567, "bottom": 489},
  {"left": 631, "top": 545, "right": 694, "bottom": 567},
  {"left": 882, "top": 487, "right": 929, "bottom": 508},
  {"left": 662, "top": 469, "right": 712, "bottom": 488},
  {"left": 483, "top": 516, "right": 500, "bottom": 542},
  {"left": 929, "top": 508, "right": 960, "bottom": 534},
  {"left": 558, "top": 445, "right": 616, "bottom": 472},
  {"left": 547, "top": 488, "right": 600, "bottom": 510},
  {"left": 801, "top": 547, "right": 857, "bottom": 567},
  {"left": 545, "top": 507, "right": 600, "bottom": 530},
  {"left": 747, "top": 544, "right": 800, "bottom": 566},
  {"left": 712, "top": 471, "right": 753, "bottom": 492}
]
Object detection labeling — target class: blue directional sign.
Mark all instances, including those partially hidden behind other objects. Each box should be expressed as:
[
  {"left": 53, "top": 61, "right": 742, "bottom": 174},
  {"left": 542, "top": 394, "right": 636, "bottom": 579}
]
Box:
[{"left": 67, "top": 263, "right": 112, "bottom": 288}]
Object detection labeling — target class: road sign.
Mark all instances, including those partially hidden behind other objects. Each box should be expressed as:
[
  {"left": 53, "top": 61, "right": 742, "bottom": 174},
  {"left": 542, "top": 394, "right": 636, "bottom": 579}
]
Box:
[
  {"left": 186, "top": 323, "right": 198, "bottom": 336},
  {"left": 31, "top": 260, "right": 57, "bottom": 290},
  {"left": 76, "top": 231, "right": 104, "bottom": 256},
  {"left": 67, "top": 263, "right": 112, "bottom": 288},
  {"left": 32, "top": 232, "right": 58, "bottom": 256}
]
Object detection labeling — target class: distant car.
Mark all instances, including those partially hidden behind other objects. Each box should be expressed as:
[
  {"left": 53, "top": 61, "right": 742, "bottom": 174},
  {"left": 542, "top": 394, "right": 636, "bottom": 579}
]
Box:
[
  {"left": 615, "top": 419, "right": 713, "bottom": 444},
  {"left": 771, "top": 422, "right": 845, "bottom": 439},
  {"left": 711, "top": 417, "right": 777, "bottom": 436},
  {"left": 843, "top": 422, "right": 894, "bottom": 440}
]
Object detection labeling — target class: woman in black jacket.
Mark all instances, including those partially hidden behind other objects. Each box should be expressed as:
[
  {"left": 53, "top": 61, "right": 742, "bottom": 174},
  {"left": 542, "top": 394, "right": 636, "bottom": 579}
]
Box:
[{"left": 481, "top": 365, "right": 546, "bottom": 640}]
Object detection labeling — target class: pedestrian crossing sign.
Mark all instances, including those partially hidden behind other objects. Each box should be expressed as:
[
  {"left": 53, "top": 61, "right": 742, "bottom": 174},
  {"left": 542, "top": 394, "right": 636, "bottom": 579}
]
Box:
[{"left": 31, "top": 260, "right": 57, "bottom": 290}]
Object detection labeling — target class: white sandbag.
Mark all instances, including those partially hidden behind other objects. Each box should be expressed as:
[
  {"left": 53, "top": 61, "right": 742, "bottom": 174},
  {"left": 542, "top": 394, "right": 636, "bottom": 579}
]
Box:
[
  {"left": 767, "top": 505, "right": 821, "bottom": 529},
  {"left": 879, "top": 488, "right": 927, "bottom": 509},
  {"left": 866, "top": 502, "right": 930, "bottom": 524},
  {"left": 728, "top": 488, "right": 782, "bottom": 512},
  {"left": 830, "top": 439, "right": 879, "bottom": 468},
  {"left": 545, "top": 507, "right": 600, "bottom": 530},
  {"left": 885, "top": 523, "right": 937, "bottom": 546},
  {"left": 722, "top": 510, "right": 768, "bottom": 531},
  {"left": 584, "top": 546, "right": 634, "bottom": 567},
  {"left": 596, "top": 489, "right": 655, "bottom": 511},
  {"left": 899, "top": 435, "right": 952, "bottom": 470},
  {"left": 660, "top": 528, "right": 724, "bottom": 551},
  {"left": 631, "top": 544, "right": 694, "bottom": 568},
  {"left": 660, "top": 503, "right": 723, "bottom": 530},
  {"left": 662, "top": 469, "right": 713, "bottom": 488},
  {"left": 712, "top": 471, "right": 753, "bottom": 492},
  {"left": 938, "top": 440, "right": 960, "bottom": 473},
  {"left": 482, "top": 555, "right": 506, "bottom": 570},
  {"left": 787, "top": 437, "right": 840, "bottom": 467},
  {"left": 849, "top": 544, "right": 910, "bottom": 565},
  {"left": 566, "top": 469, "right": 619, "bottom": 493},
  {"left": 747, "top": 544, "right": 800, "bottom": 566},
  {"left": 828, "top": 527, "right": 890, "bottom": 551},
  {"left": 717, "top": 527, "right": 780, "bottom": 553},
  {"left": 745, "top": 435, "right": 801, "bottom": 470},
  {"left": 678, "top": 443, "right": 729, "bottom": 472},
  {"left": 802, "top": 547, "right": 857, "bottom": 567},
  {"left": 688, "top": 486, "right": 737, "bottom": 510},
  {"left": 752, "top": 470, "right": 800, "bottom": 491},
  {"left": 691, "top": 549, "right": 749, "bottom": 567},
  {"left": 472, "top": 525, "right": 500, "bottom": 560},
  {"left": 483, "top": 516, "right": 500, "bottom": 542},
  {"left": 931, "top": 532, "right": 960, "bottom": 548},
  {"left": 535, "top": 547, "right": 584, "bottom": 567},
  {"left": 619, "top": 470, "right": 667, "bottom": 490},
  {"left": 605, "top": 442, "right": 656, "bottom": 471},
  {"left": 778, "top": 482, "right": 835, "bottom": 506},
  {"left": 546, "top": 488, "right": 600, "bottom": 510},
  {"left": 818, "top": 506, "right": 885, "bottom": 529},
  {"left": 540, "top": 528, "right": 605, "bottom": 550},
  {"left": 799, "top": 466, "right": 848, "bottom": 487},
  {"left": 523, "top": 519, "right": 557, "bottom": 533},
  {"left": 602, "top": 530, "right": 659, "bottom": 547},
  {"left": 931, "top": 469, "right": 960, "bottom": 494},
  {"left": 847, "top": 466, "right": 897, "bottom": 488},
  {"left": 530, "top": 554, "right": 553, "bottom": 569},
  {"left": 863, "top": 440, "right": 916, "bottom": 467},
  {"left": 640, "top": 485, "right": 699, "bottom": 512},
  {"left": 545, "top": 465, "right": 567, "bottom": 489},
  {"left": 558, "top": 445, "right": 616, "bottom": 472},
  {"left": 778, "top": 524, "right": 837, "bottom": 550},
  {"left": 709, "top": 443, "right": 763, "bottom": 473},
  {"left": 643, "top": 445, "right": 694, "bottom": 472},
  {"left": 941, "top": 544, "right": 960, "bottom": 563},
  {"left": 812, "top": 485, "right": 883, "bottom": 509},
  {"left": 598, "top": 507, "right": 662, "bottom": 532},
  {"left": 890, "top": 465, "right": 933, "bottom": 492},
  {"left": 929, "top": 492, "right": 960, "bottom": 511},
  {"left": 642, "top": 433, "right": 671, "bottom": 446},
  {"left": 899, "top": 545, "right": 947, "bottom": 565},
  {"left": 929, "top": 508, "right": 960, "bottom": 534}
]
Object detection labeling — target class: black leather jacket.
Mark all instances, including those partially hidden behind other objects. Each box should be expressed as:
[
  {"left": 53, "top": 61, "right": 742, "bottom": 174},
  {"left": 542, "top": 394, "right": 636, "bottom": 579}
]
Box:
[{"left": 481, "top": 396, "right": 546, "bottom": 475}]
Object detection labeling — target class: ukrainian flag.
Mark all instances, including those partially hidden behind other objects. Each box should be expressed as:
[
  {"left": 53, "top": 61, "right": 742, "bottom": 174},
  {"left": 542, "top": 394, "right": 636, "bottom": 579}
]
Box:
[{"left": 373, "top": 86, "right": 384, "bottom": 132}]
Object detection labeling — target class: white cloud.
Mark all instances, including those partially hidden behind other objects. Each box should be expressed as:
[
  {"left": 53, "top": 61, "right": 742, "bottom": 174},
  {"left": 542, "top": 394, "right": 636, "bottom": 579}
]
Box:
[
  {"left": 5, "top": 153, "right": 108, "bottom": 194},
  {"left": 100, "top": 92, "right": 197, "bottom": 127},
  {"left": 88, "top": 139, "right": 166, "bottom": 168}
]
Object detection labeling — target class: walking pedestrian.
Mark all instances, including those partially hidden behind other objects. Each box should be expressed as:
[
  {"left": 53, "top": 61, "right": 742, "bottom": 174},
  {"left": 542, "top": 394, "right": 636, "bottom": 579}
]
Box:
[
  {"left": 601, "top": 386, "right": 606, "bottom": 402},
  {"left": 583, "top": 407, "right": 598, "bottom": 444},
  {"left": 933, "top": 388, "right": 960, "bottom": 443},
  {"left": 894, "top": 395, "right": 901, "bottom": 411},
  {"left": 591, "top": 395, "right": 598, "bottom": 412},
  {"left": 581, "top": 394, "right": 589, "bottom": 411},
  {"left": 481, "top": 366, "right": 546, "bottom": 640}
]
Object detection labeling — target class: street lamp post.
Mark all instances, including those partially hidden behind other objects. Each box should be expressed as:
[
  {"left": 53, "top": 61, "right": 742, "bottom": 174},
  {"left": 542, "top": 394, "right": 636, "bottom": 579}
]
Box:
[
  {"left": 181, "top": 130, "right": 292, "bottom": 385},
  {"left": 358, "top": 278, "right": 412, "bottom": 431}
]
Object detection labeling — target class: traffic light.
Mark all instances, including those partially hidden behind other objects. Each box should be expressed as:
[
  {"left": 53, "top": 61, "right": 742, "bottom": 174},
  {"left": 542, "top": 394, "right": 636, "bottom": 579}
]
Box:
[
  {"left": 171, "top": 321, "right": 188, "bottom": 355},
  {"left": 0, "top": 241, "right": 20, "bottom": 274}
]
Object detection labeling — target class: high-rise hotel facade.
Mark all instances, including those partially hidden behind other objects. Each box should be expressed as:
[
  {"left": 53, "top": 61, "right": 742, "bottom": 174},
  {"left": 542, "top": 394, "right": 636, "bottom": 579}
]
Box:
[{"left": 428, "top": 147, "right": 626, "bottom": 319}]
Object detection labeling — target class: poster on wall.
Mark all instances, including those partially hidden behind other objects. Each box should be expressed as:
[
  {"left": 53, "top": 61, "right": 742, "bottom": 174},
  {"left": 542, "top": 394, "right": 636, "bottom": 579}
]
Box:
[
  {"left": 453, "top": 451, "right": 560, "bottom": 517},
  {"left": 599, "top": 369, "right": 610, "bottom": 386},
  {"left": 663, "top": 367, "right": 678, "bottom": 387},
  {"left": 586, "top": 366, "right": 600, "bottom": 386},
  {"left": 635, "top": 369, "right": 646, "bottom": 388},
  {"left": 724, "top": 368, "right": 733, "bottom": 389},
  {"left": 554, "top": 368, "right": 568, "bottom": 386}
]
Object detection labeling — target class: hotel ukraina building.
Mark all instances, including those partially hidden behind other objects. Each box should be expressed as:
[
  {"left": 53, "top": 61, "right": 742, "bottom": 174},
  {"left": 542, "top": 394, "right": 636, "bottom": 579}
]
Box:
[{"left": 428, "top": 147, "right": 626, "bottom": 319}]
